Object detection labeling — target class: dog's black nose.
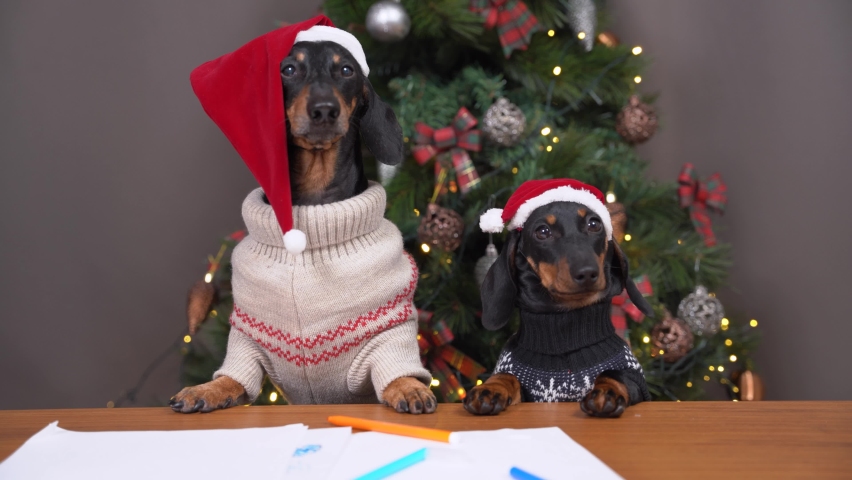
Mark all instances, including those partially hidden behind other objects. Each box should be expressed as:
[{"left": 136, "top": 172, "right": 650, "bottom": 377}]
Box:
[
  {"left": 572, "top": 266, "right": 599, "bottom": 288},
  {"left": 309, "top": 100, "right": 340, "bottom": 125}
]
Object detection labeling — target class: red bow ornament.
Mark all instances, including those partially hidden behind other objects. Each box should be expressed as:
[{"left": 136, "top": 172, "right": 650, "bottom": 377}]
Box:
[
  {"left": 412, "top": 107, "right": 482, "bottom": 194},
  {"left": 417, "top": 310, "right": 486, "bottom": 402},
  {"left": 469, "top": 0, "right": 539, "bottom": 58},
  {"left": 678, "top": 163, "right": 727, "bottom": 247},
  {"left": 611, "top": 275, "right": 653, "bottom": 339}
]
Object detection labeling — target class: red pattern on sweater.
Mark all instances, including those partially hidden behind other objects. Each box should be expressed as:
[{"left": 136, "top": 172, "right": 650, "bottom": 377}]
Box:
[{"left": 230, "top": 253, "right": 419, "bottom": 365}]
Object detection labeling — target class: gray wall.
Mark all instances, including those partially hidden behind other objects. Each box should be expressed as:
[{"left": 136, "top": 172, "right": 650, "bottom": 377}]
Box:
[{"left": 0, "top": 0, "right": 849, "bottom": 409}]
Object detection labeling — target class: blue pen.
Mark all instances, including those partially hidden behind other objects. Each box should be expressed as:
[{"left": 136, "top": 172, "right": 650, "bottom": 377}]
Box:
[
  {"left": 510, "top": 466, "right": 546, "bottom": 480},
  {"left": 354, "top": 448, "right": 428, "bottom": 480}
]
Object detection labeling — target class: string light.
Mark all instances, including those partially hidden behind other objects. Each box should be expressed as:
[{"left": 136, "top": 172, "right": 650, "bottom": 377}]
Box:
[
  {"left": 709, "top": 366, "right": 715, "bottom": 371},
  {"left": 540, "top": 126, "right": 552, "bottom": 136},
  {"left": 417, "top": 334, "right": 422, "bottom": 340},
  {"left": 725, "top": 339, "right": 733, "bottom": 346},
  {"left": 403, "top": 136, "right": 409, "bottom": 143},
  {"left": 547, "top": 29, "right": 555, "bottom": 37},
  {"left": 183, "top": 335, "right": 192, "bottom": 344},
  {"left": 431, "top": 378, "right": 441, "bottom": 387},
  {"left": 577, "top": 31, "right": 586, "bottom": 40},
  {"left": 633, "top": 75, "right": 642, "bottom": 84},
  {"left": 659, "top": 349, "right": 665, "bottom": 355},
  {"left": 750, "top": 319, "right": 758, "bottom": 327},
  {"left": 642, "top": 335, "right": 650, "bottom": 343},
  {"left": 732, "top": 386, "right": 740, "bottom": 393},
  {"left": 204, "top": 273, "right": 213, "bottom": 283},
  {"left": 546, "top": 145, "right": 553, "bottom": 152},
  {"left": 552, "top": 66, "right": 562, "bottom": 76},
  {"left": 717, "top": 366, "right": 725, "bottom": 372},
  {"left": 413, "top": 208, "right": 420, "bottom": 216},
  {"left": 721, "top": 323, "right": 729, "bottom": 331},
  {"left": 733, "top": 399, "right": 739, "bottom": 402},
  {"left": 632, "top": 46, "right": 643, "bottom": 55},
  {"left": 269, "top": 391, "right": 278, "bottom": 402},
  {"left": 686, "top": 381, "right": 693, "bottom": 388},
  {"left": 624, "top": 234, "right": 632, "bottom": 241},
  {"left": 677, "top": 239, "right": 683, "bottom": 245},
  {"left": 729, "top": 355, "right": 737, "bottom": 362},
  {"left": 704, "top": 375, "right": 710, "bottom": 381},
  {"left": 552, "top": 136, "right": 559, "bottom": 143},
  {"left": 605, "top": 191, "right": 616, "bottom": 203},
  {"left": 721, "top": 318, "right": 729, "bottom": 326},
  {"left": 512, "top": 167, "right": 519, "bottom": 174},
  {"left": 210, "top": 310, "right": 217, "bottom": 317},
  {"left": 457, "top": 388, "right": 466, "bottom": 397},
  {"left": 446, "top": 258, "right": 452, "bottom": 264},
  {"left": 476, "top": 379, "right": 483, "bottom": 386},
  {"left": 720, "top": 378, "right": 728, "bottom": 384},
  {"left": 421, "top": 243, "right": 431, "bottom": 253}
]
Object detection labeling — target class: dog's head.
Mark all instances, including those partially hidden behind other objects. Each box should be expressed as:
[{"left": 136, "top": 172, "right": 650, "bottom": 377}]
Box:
[
  {"left": 480, "top": 201, "right": 653, "bottom": 330},
  {"left": 280, "top": 41, "right": 403, "bottom": 166}
]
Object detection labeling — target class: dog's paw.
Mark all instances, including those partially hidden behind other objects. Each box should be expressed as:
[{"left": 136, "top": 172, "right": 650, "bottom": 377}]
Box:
[
  {"left": 169, "top": 376, "right": 246, "bottom": 414},
  {"left": 382, "top": 377, "right": 437, "bottom": 415},
  {"left": 580, "top": 376, "right": 629, "bottom": 418},
  {"left": 463, "top": 374, "right": 520, "bottom": 416}
]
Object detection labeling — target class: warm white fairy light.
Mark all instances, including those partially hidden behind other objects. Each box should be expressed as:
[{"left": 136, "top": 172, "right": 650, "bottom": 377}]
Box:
[
  {"left": 725, "top": 339, "right": 733, "bottom": 346},
  {"left": 632, "top": 46, "right": 643, "bottom": 55},
  {"left": 729, "top": 355, "right": 737, "bottom": 362},
  {"left": 750, "top": 319, "right": 758, "bottom": 327},
  {"left": 413, "top": 208, "right": 420, "bottom": 216},
  {"left": 476, "top": 379, "right": 483, "bottom": 385},
  {"left": 183, "top": 335, "right": 192, "bottom": 344},
  {"left": 421, "top": 243, "right": 431, "bottom": 253},
  {"left": 721, "top": 317, "right": 730, "bottom": 326},
  {"left": 686, "top": 382, "right": 693, "bottom": 388},
  {"left": 624, "top": 234, "right": 632, "bottom": 241},
  {"left": 552, "top": 136, "right": 559, "bottom": 143},
  {"left": 541, "top": 126, "right": 551, "bottom": 136},
  {"left": 709, "top": 366, "right": 715, "bottom": 371},
  {"left": 605, "top": 191, "right": 616, "bottom": 203},
  {"left": 642, "top": 336, "right": 650, "bottom": 344},
  {"left": 577, "top": 31, "right": 586, "bottom": 40},
  {"left": 553, "top": 66, "right": 562, "bottom": 76},
  {"left": 431, "top": 378, "right": 440, "bottom": 387},
  {"left": 547, "top": 29, "right": 555, "bottom": 37},
  {"left": 204, "top": 273, "right": 213, "bottom": 283},
  {"left": 634, "top": 75, "right": 642, "bottom": 84},
  {"left": 546, "top": 145, "right": 553, "bottom": 152},
  {"left": 717, "top": 366, "right": 725, "bottom": 372},
  {"left": 269, "top": 391, "right": 278, "bottom": 402},
  {"left": 512, "top": 167, "right": 519, "bottom": 174}
]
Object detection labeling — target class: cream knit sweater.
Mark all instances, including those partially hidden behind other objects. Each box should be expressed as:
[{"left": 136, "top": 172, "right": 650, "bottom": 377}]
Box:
[{"left": 213, "top": 182, "right": 431, "bottom": 404}]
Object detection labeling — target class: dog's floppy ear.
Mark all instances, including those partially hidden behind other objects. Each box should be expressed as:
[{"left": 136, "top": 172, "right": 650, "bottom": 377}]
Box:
[
  {"left": 481, "top": 230, "right": 520, "bottom": 330},
  {"left": 609, "top": 240, "right": 654, "bottom": 318},
  {"left": 359, "top": 78, "right": 404, "bottom": 166}
]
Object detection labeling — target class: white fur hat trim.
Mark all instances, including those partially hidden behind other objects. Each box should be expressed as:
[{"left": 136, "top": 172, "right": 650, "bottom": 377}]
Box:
[
  {"left": 295, "top": 25, "right": 370, "bottom": 76},
  {"left": 506, "top": 186, "right": 612, "bottom": 239}
]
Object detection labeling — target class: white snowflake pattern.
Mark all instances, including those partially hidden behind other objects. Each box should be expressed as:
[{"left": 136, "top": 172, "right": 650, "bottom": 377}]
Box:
[
  {"left": 528, "top": 375, "right": 592, "bottom": 402},
  {"left": 494, "top": 351, "right": 514, "bottom": 375}
]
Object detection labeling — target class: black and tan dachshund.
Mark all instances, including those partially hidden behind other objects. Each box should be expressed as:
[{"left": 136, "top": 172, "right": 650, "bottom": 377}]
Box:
[
  {"left": 464, "top": 202, "right": 653, "bottom": 418},
  {"left": 172, "top": 40, "right": 437, "bottom": 414}
]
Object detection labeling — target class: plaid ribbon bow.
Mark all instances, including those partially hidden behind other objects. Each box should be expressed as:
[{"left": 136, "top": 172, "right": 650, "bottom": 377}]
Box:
[
  {"left": 469, "top": 0, "right": 539, "bottom": 58},
  {"left": 412, "top": 107, "right": 482, "bottom": 194},
  {"left": 611, "top": 275, "right": 653, "bottom": 339},
  {"left": 417, "top": 310, "right": 486, "bottom": 402},
  {"left": 678, "top": 163, "right": 728, "bottom": 247}
]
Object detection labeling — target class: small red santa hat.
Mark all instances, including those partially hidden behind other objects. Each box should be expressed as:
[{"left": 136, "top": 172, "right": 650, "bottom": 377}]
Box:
[
  {"left": 480, "top": 179, "right": 613, "bottom": 240},
  {"left": 190, "top": 15, "right": 369, "bottom": 254}
]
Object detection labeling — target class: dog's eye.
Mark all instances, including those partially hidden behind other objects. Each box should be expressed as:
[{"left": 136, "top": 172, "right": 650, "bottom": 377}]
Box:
[
  {"left": 282, "top": 65, "right": 297, "bottom": 77},
  {"left": 534, "top": 225, "right": 552, "bottom": 240},
  {"left": 587, "top": 217, "right": 603, "bottom": 233},
  {"left": 341, "top": 65, "right": 354, "bottom": 77}
]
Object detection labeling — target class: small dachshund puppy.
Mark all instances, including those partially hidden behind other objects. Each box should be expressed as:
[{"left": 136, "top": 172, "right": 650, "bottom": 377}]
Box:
[
  {"left": 465, "top": 191, "right": 653, "bottom": 418},
  {"left": 172, "top": 23, "right": 436, "bottom": 415}
]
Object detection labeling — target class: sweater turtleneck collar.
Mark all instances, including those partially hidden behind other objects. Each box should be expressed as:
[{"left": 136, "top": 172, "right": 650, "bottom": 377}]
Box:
[{"left": 242, "top": 181, "right": 387, "bottom": 250}]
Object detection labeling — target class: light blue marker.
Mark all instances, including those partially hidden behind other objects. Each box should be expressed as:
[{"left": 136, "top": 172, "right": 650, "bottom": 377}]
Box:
[
  {"left": 510, "top": 466, "right": 546, "bottom": 480},
  {"left": 354, "top": 448, "right": 428, "bottom": 480}
]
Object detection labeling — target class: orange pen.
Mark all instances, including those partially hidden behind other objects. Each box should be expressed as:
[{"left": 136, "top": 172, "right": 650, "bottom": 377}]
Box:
[{"left": 327, "top": 415, "right": 460, "bottom": 444}]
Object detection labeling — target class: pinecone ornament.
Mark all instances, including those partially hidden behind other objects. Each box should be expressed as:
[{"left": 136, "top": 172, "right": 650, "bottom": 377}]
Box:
[
  {"left": 616, "top": 95, "right": 658, "bottom": 144},
  {"left": 482, "top": 98, "right": 526, "bottom": 147},
  {"left": 417, "top": 203, "right": 464, "bottom": 251},
  {"left": 650, "top": 312, "right": 694, "bottom": 362}
]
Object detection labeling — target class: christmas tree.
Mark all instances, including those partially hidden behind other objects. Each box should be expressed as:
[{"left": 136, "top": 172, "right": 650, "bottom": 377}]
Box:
[{"left": 179, "top": 0, "right": 760, "bottom": 406}]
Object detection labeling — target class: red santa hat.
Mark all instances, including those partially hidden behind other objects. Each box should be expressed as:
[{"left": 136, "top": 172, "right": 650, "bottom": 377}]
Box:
[
  {"left": 480, "top": 179, "right": 613, "bottom": 240},
  {"left": 190, "top": 15, "right": 369, "bottom": 253}
]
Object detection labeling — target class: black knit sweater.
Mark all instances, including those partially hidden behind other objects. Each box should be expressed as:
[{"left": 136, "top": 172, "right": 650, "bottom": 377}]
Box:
[{"left": 493, "top": 302, "right": 650, "bottom": 404}]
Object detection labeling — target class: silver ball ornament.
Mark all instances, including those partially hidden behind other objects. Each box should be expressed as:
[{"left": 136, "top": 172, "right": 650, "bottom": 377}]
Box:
[
  {"left": 677, "top": 285, "right": 725, "bottom": 336},
  {"left": 366, "top": 0, "right": 411, "bottom": 42},
  {"left": 475, "top": 243, "right": 499, "bottom": 286},
  {"left": 482, "top": 98, "right": 527, "bottom": 147}
]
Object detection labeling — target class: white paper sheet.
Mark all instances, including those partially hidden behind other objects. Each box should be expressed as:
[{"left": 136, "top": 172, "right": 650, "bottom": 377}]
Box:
[
  {"left": 0, "top": 421, "right": 308, "bottom": 480},
  {"left": 327, "top": 427, "right": 621, "bottom": 480},
  {"left": 286, "top": 427, "right": 352, "bottom": 480}
]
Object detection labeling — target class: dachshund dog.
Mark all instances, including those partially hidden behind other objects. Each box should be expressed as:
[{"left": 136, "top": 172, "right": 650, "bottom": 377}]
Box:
[
  {"left": 171, "top": 39, "right": 436, "bottom": 415},
  {"left": 464, "top": 201, "right": 653, "bottom": 418}
]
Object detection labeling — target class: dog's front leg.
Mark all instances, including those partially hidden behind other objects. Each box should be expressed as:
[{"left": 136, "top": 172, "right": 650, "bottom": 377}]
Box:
[
  {"left": 580, "top": 373, "right": 630, "bottom": 418},
  {"left": 463, "top": 373, "right": 521, "bottom": 415},
  {"left": 170, "top": 376, "right": 246, "bottom": 413},
  {"left": 382, "top": 377, "right": 437, "bottom": 414}
]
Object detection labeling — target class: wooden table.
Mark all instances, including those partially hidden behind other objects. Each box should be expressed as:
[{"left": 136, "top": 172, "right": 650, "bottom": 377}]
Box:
[{"left": 1, "top": 402, "right": 850, "bottom": 479}]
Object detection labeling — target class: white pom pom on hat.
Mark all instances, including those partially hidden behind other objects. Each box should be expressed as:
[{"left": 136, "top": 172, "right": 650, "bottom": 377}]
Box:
[
  {"left": 283, "top": 229, "right": 307, "bottom": 254},
  {"left": 479, "top": 179, "right": 613, "bottom": 240}
]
